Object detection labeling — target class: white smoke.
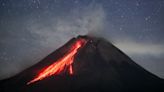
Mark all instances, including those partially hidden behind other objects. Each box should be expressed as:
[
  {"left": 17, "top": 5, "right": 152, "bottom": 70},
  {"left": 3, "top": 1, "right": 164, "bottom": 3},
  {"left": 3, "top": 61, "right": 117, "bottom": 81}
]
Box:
[{"left": 115, "top": 41, "right": 164, "bottom": 55}]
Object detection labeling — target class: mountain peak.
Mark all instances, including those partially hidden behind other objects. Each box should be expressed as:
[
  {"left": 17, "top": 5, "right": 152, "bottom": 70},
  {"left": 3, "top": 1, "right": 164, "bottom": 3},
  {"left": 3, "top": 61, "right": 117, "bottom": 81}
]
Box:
[{"left": 1, "top": 35, "right": 163, "bottom": 92}]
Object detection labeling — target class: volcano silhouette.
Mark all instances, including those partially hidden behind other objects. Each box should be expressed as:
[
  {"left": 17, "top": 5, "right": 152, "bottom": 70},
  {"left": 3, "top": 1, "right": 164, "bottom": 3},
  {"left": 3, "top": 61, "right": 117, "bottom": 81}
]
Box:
[{"left": 0, "top": 35, "right": 163, "bottom": 92}]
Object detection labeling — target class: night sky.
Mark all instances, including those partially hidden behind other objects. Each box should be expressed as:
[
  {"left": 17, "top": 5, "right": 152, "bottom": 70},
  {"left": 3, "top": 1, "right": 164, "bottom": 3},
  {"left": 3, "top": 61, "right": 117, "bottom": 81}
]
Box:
[{"left": 0, "top": 0, "right": 164, "bottom": 79}]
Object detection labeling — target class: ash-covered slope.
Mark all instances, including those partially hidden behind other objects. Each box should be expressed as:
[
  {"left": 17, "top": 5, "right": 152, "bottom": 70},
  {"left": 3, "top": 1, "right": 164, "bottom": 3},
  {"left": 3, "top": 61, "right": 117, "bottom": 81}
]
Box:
[{"left": 0, "top": 36, "right": 163, "bottom": 92}]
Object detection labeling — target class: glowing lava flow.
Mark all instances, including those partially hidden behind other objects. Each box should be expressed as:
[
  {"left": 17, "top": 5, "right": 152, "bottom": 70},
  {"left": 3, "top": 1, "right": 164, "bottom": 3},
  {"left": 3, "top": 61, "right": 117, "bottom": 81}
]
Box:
[{"left": 27, "top": 38, "right": 87, "bottom": 85}]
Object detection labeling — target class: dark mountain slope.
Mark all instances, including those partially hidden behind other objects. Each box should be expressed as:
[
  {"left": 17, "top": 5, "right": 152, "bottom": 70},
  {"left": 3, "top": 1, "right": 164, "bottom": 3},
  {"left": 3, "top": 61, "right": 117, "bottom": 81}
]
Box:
[{"left": 0, "top": 35, "right": 163, "bottom": 92}]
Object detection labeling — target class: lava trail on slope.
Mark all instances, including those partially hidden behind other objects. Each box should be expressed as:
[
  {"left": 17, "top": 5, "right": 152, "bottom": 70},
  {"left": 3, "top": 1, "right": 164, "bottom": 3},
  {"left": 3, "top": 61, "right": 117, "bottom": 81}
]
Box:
[{"left": 27, "top": 38, "right": 88, "bottom": 84}]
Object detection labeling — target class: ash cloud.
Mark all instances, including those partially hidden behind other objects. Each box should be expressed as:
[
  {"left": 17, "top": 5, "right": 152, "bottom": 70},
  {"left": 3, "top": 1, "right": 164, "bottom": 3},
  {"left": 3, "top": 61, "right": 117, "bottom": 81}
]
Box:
[{"left": 115, "top": 40, "right": 164, "bottom": 55}]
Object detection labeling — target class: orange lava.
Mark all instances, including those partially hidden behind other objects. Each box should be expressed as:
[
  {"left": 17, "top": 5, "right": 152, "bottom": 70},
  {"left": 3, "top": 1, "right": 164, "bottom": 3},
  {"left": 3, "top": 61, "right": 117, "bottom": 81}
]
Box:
[{"left": 27, "top": 38, "right": 87, "bottom": 85}]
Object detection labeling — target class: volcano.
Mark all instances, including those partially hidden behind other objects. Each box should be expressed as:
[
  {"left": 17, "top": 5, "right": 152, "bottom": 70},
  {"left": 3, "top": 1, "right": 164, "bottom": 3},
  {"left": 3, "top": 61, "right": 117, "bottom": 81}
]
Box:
[{"left": 0, "top": 35, "right": 163, "bottom": 92}]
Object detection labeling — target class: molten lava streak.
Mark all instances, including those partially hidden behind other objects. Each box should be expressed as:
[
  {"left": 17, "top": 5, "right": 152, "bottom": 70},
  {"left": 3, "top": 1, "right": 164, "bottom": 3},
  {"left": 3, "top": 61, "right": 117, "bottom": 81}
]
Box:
[{"left": 27, "top": 38, "right": 87, "bottom": 85}]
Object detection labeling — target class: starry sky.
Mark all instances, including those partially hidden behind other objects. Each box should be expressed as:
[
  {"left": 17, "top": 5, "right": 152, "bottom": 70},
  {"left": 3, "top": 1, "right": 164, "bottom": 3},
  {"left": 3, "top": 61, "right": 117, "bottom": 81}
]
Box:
[{"left": 0, "top": 0, "right": 164, "bottom": 79}]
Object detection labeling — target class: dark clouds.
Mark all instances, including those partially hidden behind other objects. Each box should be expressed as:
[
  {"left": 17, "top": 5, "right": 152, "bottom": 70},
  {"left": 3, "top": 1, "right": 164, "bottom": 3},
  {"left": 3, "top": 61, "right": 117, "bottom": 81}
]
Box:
[{"left": 0, "top": 0, "right": 164, "bottom": 79}]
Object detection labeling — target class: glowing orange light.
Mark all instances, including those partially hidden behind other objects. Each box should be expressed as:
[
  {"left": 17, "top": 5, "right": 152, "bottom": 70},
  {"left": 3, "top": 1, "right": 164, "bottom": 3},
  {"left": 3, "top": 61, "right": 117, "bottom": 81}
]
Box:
[{"left": 27, "top": 38, "right": 87, "bottom": 85}]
